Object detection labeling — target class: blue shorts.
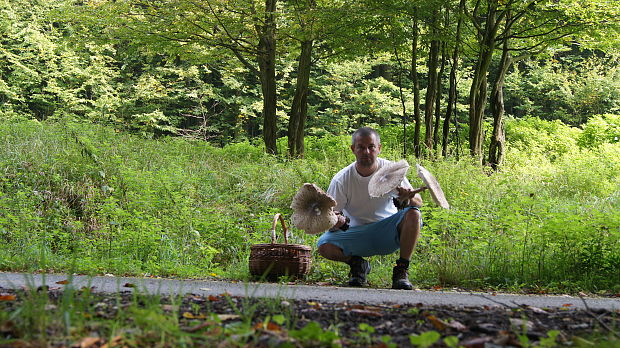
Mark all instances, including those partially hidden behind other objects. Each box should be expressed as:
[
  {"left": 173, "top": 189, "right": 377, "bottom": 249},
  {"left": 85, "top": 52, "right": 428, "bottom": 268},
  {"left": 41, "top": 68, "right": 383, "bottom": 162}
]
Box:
[{"left": 317, "top": 207, "right": 422, "bottom": 257}]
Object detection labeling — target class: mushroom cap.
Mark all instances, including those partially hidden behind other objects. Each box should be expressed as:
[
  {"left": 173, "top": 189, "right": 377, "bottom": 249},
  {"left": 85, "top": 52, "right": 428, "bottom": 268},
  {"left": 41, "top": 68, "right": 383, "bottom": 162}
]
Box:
[
  {"left": 368, "top": 159, "right": 410, "bottom": 198},
  {"left": 416, "top": 164, "right": 450, "bottom": 209},
  {"left": 290, "top": 183, "right": 338, "bottom": 235}
]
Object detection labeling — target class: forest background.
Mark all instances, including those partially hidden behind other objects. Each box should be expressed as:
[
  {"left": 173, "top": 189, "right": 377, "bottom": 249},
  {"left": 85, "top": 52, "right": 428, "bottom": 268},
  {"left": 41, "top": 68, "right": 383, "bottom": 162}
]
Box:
[{"left": 1, "top": 0, "right": 619, "bottom": 293}]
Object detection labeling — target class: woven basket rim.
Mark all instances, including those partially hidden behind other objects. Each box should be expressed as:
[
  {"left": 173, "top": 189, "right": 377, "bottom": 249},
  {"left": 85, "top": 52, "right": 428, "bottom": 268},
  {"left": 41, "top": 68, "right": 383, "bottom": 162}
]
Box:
[{"left": 250, "top": 243, "right": 311, "bottom": 250}]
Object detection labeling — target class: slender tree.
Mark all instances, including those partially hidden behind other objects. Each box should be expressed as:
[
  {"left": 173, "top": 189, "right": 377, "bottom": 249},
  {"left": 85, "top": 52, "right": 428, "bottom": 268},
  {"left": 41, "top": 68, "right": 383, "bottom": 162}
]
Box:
[
  {"left": 411, "top": 13, "right": 422, "bottom": 158},
  {"left": 424, "top": 8, "right": 441, "bottom": 155},
  {"left": 442, "top": 0, "right": 465, "bottom": 157}
]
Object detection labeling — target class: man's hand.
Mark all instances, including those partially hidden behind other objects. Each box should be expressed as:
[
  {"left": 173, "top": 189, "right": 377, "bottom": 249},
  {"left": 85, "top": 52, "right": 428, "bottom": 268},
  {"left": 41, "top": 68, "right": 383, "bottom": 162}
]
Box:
[
  {"left": 330, "top": 211, "right": 349, "bottom": 231},
  {"left": 396, "top": 186, "right": 427, "bottom": 207}
]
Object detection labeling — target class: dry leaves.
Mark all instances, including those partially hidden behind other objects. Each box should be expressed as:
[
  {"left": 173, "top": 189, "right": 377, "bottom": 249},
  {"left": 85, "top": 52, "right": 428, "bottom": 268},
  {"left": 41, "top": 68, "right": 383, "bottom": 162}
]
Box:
[
  {"left": 182, "top": 312, "right": 207, "bottom": 319},
  {"left": 217, "top": 314, "right": 240, "bottom": 321},
  {"left": 0, "top": 294, "right": 16, "bottom": 301},
  {"left": 254, "top": 321, "right": 282, "bottom": 332},
  {"left": 424, "top": 313, "right": 467, "bottom": 332},
  {"left": 72, "top": 337, "right": 102, "bottom": 348}
]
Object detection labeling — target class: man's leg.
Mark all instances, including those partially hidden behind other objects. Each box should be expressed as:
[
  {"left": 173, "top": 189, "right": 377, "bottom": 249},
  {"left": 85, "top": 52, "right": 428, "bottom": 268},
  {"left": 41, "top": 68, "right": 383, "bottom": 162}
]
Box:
[
  {"left": 317, "top": 243, "right": 350, "bottom": 263},
  {"left": 398, "top": 208, "right": 422, "bottom": 259},
  {"left": 318, "top": 243, "right": 371, "bottom": 287},
  {"left": 393, "top": 208, "right": 422, "bottom": 290}
]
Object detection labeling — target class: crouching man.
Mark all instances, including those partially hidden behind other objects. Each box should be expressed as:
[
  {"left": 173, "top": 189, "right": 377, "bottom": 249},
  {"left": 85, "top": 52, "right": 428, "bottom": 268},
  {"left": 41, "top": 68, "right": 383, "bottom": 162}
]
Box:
[{"left": 317, "top": 127, "right": 426, "bottom": 290}]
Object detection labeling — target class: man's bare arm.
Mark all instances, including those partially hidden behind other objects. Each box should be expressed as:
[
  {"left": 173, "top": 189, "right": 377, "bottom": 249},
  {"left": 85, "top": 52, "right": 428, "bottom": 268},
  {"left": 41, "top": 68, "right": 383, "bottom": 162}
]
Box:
[{"left": 396, "top": 186, "right": 427, "bottom": 207}]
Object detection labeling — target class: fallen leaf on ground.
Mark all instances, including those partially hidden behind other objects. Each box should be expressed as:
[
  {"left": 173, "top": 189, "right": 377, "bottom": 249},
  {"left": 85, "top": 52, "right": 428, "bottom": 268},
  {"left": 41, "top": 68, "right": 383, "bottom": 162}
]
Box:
[
  {"left": 72, "top": 336, "right": 102, "bottom": 348},
  {"left": 199, "top": 288, "right": 212, "bottom": 291},
  {"left": 123, "top": 283, "right": 135, "bottom": 288},
  {"left": 425, "top": 314, "right": 447, "bottom": 331},
  {"left": 348, "top": 304, "right": 382, "bottom": 311},
  {"left": 509, "top": 318, "right": 534, "bottom": 331},
  {"left": 350, "top": 309, "right": 383, "bottom": 318},
  {"left": 0, "top": 294, "right": 16, "bottom": 301},
  {"left": 217, "top": 314, "right": 240, "bottom": 321},
  {"left": 254, "top": 321, "right": 282, "bottom": 332},
  {"left": 493, "top": 330, "right": 520, "bottom": 346},
  {"left": 183, "top": 312, "right": 207, "bottom": 319},
  {"left": 369, "top": 343, "right": 391, "bottom": 348},
  {"left": 527, "top": 306, "right": 549, "bottom": 314},
  {"left": 307, "top": 301, "right": 322, "bottom": 309},
  {"left": 460, "top": 336, "right": 493, "bottom": 348},
  {"left": 161, "top": 304, "right": 178, "bottom": 312},
  {"left": 0, "top": 320, "right": 17, "bottom": 335},
  {"left": 101, "top": 335, "right": 123, "bottom": 348},
  {"left": 447, "top": 320, "right": 468, "bottom": 331},
  {"left": 183, "top": 321, "right": 218, "bottom": 333},
  {"left": 208, "top": 295, "right": 219, "bottom": 301}
]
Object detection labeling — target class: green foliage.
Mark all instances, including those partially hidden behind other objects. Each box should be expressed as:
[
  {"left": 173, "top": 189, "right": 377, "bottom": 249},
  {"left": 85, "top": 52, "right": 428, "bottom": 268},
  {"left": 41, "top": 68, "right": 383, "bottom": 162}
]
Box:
[
  {"left": 409, "top": 331, "right": 441, "bottom": 348},
  {"left": 1, "top": 120, "right": 619, "bottom": 293},
  {"left": 505, "top": 117, "right": 581, "bottom": 161},
  {"left": 505, "top": 56, "right": 620, "bottom": 125},
  {"left": 289, "top": 321, "right": 341, "bottom": 347},
  {"left": 578, "top": 114, "right": 620, "bottom": 148},
  {"left": 309, "top": 57, "right": 412, "bottom": 136}
]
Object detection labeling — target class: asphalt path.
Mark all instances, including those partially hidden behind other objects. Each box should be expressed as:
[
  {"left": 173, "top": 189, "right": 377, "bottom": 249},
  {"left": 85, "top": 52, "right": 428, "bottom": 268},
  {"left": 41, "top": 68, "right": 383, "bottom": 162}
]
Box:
[{"left": 1, "top": 272, "right": 618, "bottom": 311}]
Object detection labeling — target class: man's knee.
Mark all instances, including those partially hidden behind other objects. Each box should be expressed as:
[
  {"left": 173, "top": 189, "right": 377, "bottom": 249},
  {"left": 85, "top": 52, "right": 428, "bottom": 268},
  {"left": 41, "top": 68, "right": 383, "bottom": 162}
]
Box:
[
  {"left": 403, "top": 208, "right": 421, "bottom": 223},
  {"left": 318, "top": 243, "right": 343, "bottom": 260}
]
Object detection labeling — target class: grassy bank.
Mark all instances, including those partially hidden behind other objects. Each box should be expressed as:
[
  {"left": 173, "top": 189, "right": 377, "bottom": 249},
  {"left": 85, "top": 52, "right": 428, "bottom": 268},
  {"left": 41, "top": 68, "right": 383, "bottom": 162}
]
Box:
[{"left": 1, "top": 120, "right": 619, "bottom": 293}]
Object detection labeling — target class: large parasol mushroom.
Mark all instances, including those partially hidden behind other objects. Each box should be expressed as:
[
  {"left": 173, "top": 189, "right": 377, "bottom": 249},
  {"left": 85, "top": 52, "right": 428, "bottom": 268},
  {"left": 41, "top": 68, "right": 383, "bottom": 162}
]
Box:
[
  {"left": 368, "top": 159, "right": 410, "bottom": 198},
  {"left": 416, "top": 164, "right": 450, "bottom": 209},
  {"left": 290, "top": 183, "right": 338, "bottom": 235}
]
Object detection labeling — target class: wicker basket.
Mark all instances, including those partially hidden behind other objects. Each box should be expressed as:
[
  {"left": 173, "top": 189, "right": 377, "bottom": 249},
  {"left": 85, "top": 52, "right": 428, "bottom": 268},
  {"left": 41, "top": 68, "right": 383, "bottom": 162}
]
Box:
[{"left": 249, "top": 214, "right": 312, "bottom": 279}]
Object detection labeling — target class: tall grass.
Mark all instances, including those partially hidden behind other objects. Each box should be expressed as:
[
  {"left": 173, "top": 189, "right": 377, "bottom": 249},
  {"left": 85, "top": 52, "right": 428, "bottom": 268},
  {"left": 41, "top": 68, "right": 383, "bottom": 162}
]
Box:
[{"left": 0, "top": 120, "right": 618, "bottom": 292}]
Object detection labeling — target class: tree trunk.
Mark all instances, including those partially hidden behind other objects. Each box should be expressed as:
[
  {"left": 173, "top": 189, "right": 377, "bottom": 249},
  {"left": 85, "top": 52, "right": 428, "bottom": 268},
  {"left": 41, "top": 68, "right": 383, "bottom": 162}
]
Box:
[
  {"left": 488, "top": 38, "right": 509, "bottom": 170},
  {"left": 411, "top": 13, "right": 422, "bottom": 158},
  {"left": 468, "top": 2, "right": 499, "bottom": 162},
  {"left": 257, "top": 0, "right": 278, "bottom": 154},
  {"left": 489, "top": 11, "right": 520, "bottom": 170},
  {"left": 287, "top": 40, "right": 313, "bottom": 158},
  {"left": 442, "top": 0, "right": 465, "bottom": 157},
  {"left": 394, "top": 37, "right": 408, "bottom": 158},
  {"left": 433, "top": 42, "right": 446, "bottom": 153},
  {"left": 424, "top": 9, "right": 440, "bottom": 154}
]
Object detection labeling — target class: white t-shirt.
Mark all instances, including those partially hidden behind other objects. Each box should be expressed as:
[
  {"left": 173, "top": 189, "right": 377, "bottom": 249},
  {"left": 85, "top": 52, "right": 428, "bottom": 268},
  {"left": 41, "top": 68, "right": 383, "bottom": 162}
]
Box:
[{"left": 327, "top": 158, "right": 413, "bottom": 228}]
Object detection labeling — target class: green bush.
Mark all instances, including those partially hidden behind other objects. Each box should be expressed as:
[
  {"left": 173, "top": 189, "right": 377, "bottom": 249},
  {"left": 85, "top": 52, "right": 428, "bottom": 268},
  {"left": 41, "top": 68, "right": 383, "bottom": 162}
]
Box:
[{"left": 578, "top": 114, "right": 620, "bottom": 148}]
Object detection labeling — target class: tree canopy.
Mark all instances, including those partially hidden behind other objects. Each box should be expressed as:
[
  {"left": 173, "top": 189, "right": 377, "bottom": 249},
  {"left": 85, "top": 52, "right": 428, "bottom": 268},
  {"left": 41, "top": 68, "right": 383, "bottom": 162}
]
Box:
[{"left": 1, "top": 0, "right": 619, "bottom": 163}]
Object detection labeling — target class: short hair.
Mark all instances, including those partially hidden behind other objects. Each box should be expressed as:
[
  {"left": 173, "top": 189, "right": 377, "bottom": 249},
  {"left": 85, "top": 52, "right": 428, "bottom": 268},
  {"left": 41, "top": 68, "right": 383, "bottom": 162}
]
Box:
[{"left": 351, "top": 127, "right": 380, "bottom": 146}]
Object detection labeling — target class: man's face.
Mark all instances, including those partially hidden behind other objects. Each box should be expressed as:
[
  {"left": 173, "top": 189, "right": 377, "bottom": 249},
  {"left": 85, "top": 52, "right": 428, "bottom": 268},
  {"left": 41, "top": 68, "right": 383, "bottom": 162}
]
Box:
[{"left": 351, "top": 134, "right": 381, "bottom": 168}]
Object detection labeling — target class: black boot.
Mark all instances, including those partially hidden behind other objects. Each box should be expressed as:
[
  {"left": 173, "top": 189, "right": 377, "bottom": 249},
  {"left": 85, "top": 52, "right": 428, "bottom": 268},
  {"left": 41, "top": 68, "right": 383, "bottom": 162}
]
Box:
[
  {"left": 392, "top": 260, "right": 413, "bottom": 290},
  {"left": 347, "top": 256, "right": 371, "bottom": 287}
]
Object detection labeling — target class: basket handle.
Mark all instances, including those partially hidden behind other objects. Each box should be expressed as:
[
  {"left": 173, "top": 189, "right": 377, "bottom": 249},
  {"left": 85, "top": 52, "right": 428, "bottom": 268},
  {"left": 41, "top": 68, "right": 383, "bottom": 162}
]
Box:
[{"left": 270, "top": 213, "right": 288, "bottom": 244}]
